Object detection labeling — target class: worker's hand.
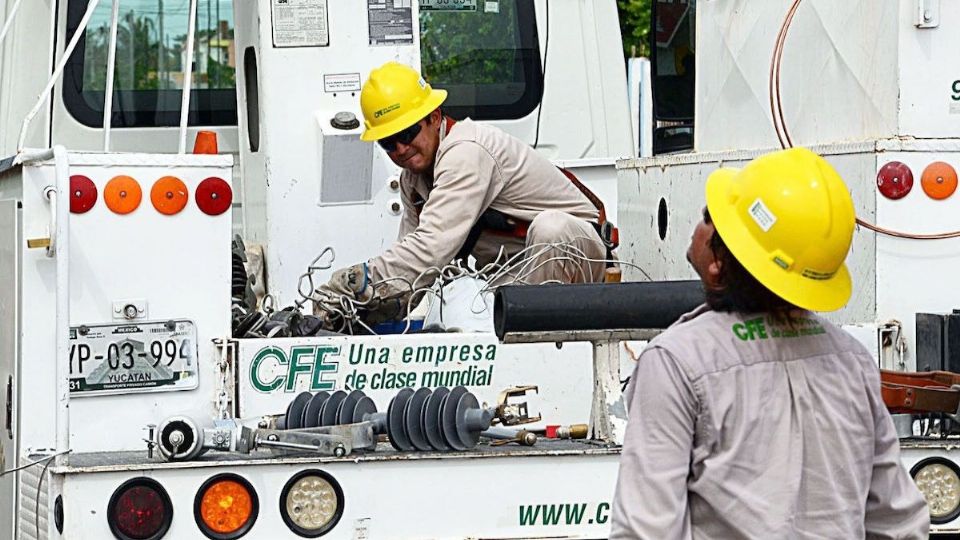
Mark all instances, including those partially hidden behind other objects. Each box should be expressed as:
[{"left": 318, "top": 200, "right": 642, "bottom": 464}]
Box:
[
  {"left": 324, "top": 263, "right": 374, "bottom": 301},
  {"left": 312, "top": 263, "right": 375, "bottom": 329}
]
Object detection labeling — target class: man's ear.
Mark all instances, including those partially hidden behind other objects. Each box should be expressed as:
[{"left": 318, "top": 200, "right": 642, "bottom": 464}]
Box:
[
  {"left": 429, "top": 108, "right": 442, "bottom": 126},
  {"left": 704, "top": 257, "right": 723, "bottom": 290}
]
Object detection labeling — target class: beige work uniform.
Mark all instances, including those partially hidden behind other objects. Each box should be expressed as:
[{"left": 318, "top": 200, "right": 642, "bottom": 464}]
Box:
[
  {"left": 368, "top": 119, "right": 605, "bottom": 299},
  {"left": 611, "top": 305, "right": 929, "bottom": 540}
]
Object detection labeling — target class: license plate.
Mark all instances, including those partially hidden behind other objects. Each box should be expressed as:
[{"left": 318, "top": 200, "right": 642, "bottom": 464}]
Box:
[{"left": 68, "top": 320, "right": 199, "bottom": 396}]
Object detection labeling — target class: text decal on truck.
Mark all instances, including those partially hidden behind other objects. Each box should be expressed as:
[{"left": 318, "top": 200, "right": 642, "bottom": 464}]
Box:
[
  {"left": 249, "top": 342, "right": 499, "bottom": 393},
  {"left": 518, "top": 502, "right": 611, "bottom": 527}
]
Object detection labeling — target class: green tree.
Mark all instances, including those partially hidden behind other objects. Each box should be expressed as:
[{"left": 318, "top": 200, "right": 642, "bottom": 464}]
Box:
[{"left": 617, "top": 0, "right": 651, "bottom": 58}]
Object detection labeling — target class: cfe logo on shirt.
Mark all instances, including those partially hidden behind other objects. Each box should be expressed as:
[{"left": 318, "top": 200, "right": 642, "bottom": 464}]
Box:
[
  {"left": 732, "top": 316, "right": 827, "bottom": 341},
  {"left": 732, "top": 318, "right": 768, "bottom": 341}
]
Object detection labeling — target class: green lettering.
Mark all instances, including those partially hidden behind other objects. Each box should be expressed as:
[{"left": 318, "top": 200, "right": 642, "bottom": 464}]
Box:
[
  {"left": 541, "top": 504, "right": 563, "bottom": 525},
  {"left": 595, "top": 502, "right": 610, "bottom": 525},
  {"left": 752, "top": 318, "right": 768, "bottom": 339},
  {"left": 459, "top": 345, "right": 470, "bottom": 362},
  {"left": 250, "top": 346, "right": 286, "bottom": 392},
  {"left": 286, "top": 346, "right": 314, "bottom": 392},
  {"left": 402, "top": 346, "right": 413, "bottom": 363},
  {"left": 310, "top": 346, "right": 340, "bottom": 391},
  {"left": 519, "top": 505, "right": 539, "bottom": 526},
  {"left": 565, "top": 503, "right": 587, "bottom": 525},
  {"left": 377, "top": 347, "right": 390, "bottom": 364},
  {"left": 416, "top": 346, "right": 433, "bottom": 365},
  {"left": 484, "top": 344, "right": 496, "bottom": 361},
  {"left": 436, "top": 346, "right": 448, "bottom": 365},
  {"left": 732, "top": 323, "right": 750, "bottom": 341}
]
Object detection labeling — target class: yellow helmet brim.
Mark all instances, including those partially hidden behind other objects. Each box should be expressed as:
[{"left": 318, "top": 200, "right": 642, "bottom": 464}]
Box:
[
  {"left": 360, "top": 88, "right": 448, "bottom": 142},
  {"left": 705, "top": 167, "right": 852, "bottom": 312}
]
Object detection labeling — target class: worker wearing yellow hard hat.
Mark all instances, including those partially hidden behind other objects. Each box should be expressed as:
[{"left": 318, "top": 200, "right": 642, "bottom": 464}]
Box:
[
  {"left": 611, "top": 148, "right": 929, "bottom": 539},
  {"left": 314, "top": 62, "right": 617, "bottom": 327}
]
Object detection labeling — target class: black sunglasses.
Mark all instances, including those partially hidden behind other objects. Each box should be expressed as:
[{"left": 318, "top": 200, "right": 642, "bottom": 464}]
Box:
[{"left": 377, "top": 121, "right": 424, "bottom": 152}]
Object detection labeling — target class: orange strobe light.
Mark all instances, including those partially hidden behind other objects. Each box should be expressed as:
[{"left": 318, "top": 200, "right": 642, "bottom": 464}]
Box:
[
  {"left": 193, "top": 130, "right": 219, "bottom": 154},
  {"left": 195, "top": 475, "right": 258, "bottom": 539},
  {"left": 151, "top": 176, "right": 189, "bottom": 215},
  {"left": 104, "top": 175, "right": 143, "bottom": 215}
]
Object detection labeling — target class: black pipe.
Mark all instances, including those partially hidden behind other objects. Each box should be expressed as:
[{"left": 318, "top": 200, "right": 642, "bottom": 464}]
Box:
[{"left": 493, "top": 280, "right": 704, "bottom": 340}]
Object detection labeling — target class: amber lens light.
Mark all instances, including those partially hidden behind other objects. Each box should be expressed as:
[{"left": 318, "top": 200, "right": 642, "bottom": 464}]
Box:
[
  {"left": 104, "top": 175, "right": 143, "bottom": 215},
  {"left": 108, "top": 478, "right": 172, "bottom": 540},
  {"left": 151, "top": 176, "right": 189, "bottom": 215},
  {"left": 280, "top": 470, "right": 344, "bottom": 537},
  {"left": 195, "top": 475, "right": 258, "bottom": 539}
]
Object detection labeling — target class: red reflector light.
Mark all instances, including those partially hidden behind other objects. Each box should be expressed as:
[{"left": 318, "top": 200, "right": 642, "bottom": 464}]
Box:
[
  {"left": 69, "top": 175, "right": 97, "bottom": 214},
  {"left": 195, "top": 177, "right": 233, "bottom": 216},
  {"left": 108, "top": 478, "right": 173, "bottom": 540},
  {"left": 877, "top": 161, "right": 914, "bottom": 200}
]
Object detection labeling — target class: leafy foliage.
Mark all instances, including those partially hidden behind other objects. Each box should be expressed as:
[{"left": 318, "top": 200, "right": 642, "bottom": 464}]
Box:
[{"left": 618, "top": 0, "right": 651, "bottom": 58}]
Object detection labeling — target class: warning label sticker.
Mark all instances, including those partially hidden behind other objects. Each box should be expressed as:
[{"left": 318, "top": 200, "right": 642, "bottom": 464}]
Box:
[
  {"left": 272, "top": 0, "right": 330, "bottom": 48},
  {"left": 368, "top": 0, "right": 414, "bottom": 46},
  {"left": 324, "top": 73, "right": 362, "bottom": 93},
  {"left": 748, "top": 198, "right": 777, "bottom": 232},
  {"left": 420, "top": 0, "right": 477, "bottom": 11}
]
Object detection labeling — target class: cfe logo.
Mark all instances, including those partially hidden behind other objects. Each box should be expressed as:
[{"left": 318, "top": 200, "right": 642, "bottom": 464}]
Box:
[
  {"left": 732, "top": 318, "right": 768, "bottom": 341},
  {"left": 250, "top": 345, "right": 340, "bottom": 393}
]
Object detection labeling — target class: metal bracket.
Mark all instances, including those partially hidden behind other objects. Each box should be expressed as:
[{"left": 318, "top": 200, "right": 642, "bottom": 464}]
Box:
[
  {"left": 495, "top": 385, "right": 541, "bottom": 426},
  {"left": 916, "top": 0, "right": 940, "bottom": 28}
]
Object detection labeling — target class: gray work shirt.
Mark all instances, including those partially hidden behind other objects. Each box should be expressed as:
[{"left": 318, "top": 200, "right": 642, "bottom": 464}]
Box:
[{"left": 611, "top": 305, "right": 929, "bottom": 539}]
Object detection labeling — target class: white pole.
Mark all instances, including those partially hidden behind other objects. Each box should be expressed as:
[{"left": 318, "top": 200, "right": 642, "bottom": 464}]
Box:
[
  {"left": 18, "top": 0, "right": 101, "bottom": 151},
  {"left": 178, "top": 0, "right": 199, "bottom": 154},
  {"left": 103, "top": 0, "right": 121, "bottom": 151},
  {"left": 51, "top": 145, "right": 71, "bottom": 467},
  {"left": 0, "top": 0, "right": 24, "bottom": 50}
]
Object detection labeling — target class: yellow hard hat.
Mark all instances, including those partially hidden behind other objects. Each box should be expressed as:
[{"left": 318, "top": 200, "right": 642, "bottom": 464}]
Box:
[
  {"left": 359, "top": 62, "right": 448, "bottom": 142},
  {"left": 705, "top": 147, "right": 856, "bottom": 312}
]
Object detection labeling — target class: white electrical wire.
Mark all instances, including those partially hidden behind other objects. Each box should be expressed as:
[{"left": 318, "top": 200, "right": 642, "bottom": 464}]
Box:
[
  {"left": 178, "top": 0, "right": 199, "bottom": 153},
  {"left": 102, "top": 0, "right": 121, "bottom": 151},
  {"left": 0, "top": 0, "right": 25, "bottom": 52},
  {"left": 18, "top": 0, "right": 102, "bottom": 151},
  {"left": 300, "top": 240, "right": 652, "bottom": 335}
]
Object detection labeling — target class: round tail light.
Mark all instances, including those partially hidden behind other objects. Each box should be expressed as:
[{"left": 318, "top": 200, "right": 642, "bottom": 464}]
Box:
[
  {"left": 194, "top": 474, "right": 258, "bottom": 539},
  {"left": 108, "top": 478, "right": 173, "bottom": 540},
  {"left": 911, "top": 457, "right": 960, "bottom": 524},
  {"left": 280, "top": 470, "right": 344, "bottom": 537}
]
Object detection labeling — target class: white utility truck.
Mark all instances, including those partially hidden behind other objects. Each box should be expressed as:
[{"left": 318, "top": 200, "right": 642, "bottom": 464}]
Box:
[
  {"left": 0, "top": 0, "right": 640, "bottom": 539},
  {"left": 0, "top": 0, "right": 956, "bottom": 538}
]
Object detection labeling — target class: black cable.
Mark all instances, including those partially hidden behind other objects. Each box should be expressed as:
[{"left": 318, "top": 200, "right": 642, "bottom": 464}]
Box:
[{"left": 532, "top": 0, "right": 549, "bottom": 149}]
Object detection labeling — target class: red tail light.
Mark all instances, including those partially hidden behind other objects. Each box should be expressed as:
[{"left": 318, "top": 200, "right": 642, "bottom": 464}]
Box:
[{"left": 108, "top": 478, "right": 173, "bottom": 540}]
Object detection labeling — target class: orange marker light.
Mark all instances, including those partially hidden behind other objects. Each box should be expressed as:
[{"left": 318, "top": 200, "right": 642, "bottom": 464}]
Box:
[
  {"left": 150, "top": 176, "right": 189, "bottom": 215},
  {"left": 104, "top": 175, "right": 143, "bottom": 214},
  {"left": 196, "top": 478, "right": 257, "bottom": 536},
  {"left": 921, "top": 161, "right": 958, "bottom": 200}
]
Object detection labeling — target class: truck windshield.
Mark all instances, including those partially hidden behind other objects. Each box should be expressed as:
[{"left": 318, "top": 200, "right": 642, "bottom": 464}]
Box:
[
  {"left": 420, "top": 0, "right": 542, "bottom": 121},
  {"left": 62, "top": 0, "right": 542, "bottom": 128},
  {"left": 63, "top": 0, "right": 237, "bottom": 128}
]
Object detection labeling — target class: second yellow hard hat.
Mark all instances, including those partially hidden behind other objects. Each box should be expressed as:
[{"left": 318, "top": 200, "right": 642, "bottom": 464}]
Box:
[
  {"left": 359, "top": 62, "right": 448, "bottom": 142},
  {"left": 705, "top": 147, "right": 856, "bottom": 312}
]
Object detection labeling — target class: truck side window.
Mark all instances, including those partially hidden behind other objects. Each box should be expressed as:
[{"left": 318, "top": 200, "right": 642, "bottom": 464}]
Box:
[
  {"left": 650, "top": 0, "right": 695, "bottom": 154},
  {"left": 420, "top": 0, "right": 542, "bottom": 121},
  {"left": 63, "top": 0, "right": 238, "bottom": 128}
]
